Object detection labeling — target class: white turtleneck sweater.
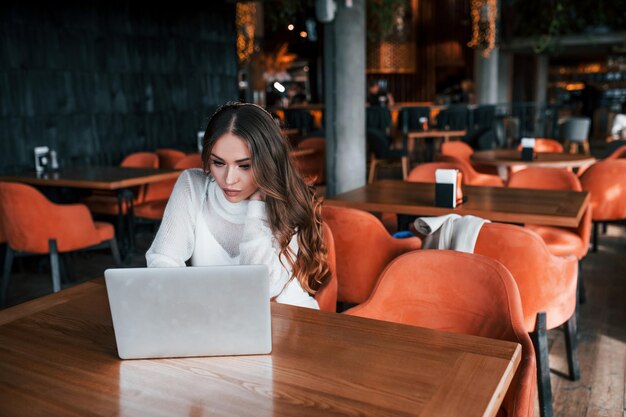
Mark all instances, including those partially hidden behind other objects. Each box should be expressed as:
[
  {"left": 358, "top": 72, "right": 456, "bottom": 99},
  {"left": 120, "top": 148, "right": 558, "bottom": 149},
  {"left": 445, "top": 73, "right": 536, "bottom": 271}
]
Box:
[{"left": 146, "top": 168, "right": 319, "bottom": 309}]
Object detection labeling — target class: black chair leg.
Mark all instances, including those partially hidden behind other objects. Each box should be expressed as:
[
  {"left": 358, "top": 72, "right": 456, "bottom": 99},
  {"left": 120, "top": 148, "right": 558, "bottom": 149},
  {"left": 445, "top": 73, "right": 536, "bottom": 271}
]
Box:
[
  {"left": 531, "top": 312, "right": 554, "bottom": 417},
  {"left": 49, "top": 239, "right": 61, "bottom": 293},
  {"left": 1, "top": 245, "right": 14, "bottom": 307},
  {"left": 109, "top": 238, "right": 122, "bottom": 266},
  {"left": 602, "top": 222, "right": 607, "bottom": 234},
  {"left": 592, "top": 221, "right": 598, "bottom": 252},
  {"left": 577, "top": 260, "right": 586, "bottom": 305},
  {"left": 563, "top": 313, "right": 581, "bottom": 381}
]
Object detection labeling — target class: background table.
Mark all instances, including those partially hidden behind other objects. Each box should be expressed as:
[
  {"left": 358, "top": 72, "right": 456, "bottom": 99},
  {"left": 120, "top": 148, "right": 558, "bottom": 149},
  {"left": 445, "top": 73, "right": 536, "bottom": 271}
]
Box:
[
  {"left": 471, "top": 150, "right": 596, "bottom": 179},
  {"left": 326, "top": 179, "right": 589, "bottom": 228},
  {"left": 0, "top": 279, "right": 520, "bottom": 417}
]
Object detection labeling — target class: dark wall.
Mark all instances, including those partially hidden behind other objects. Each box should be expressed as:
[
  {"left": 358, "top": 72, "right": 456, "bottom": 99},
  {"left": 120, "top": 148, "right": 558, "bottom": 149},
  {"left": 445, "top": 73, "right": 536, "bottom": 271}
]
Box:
[{"left": 0, "top": 1, "right": 237, "bottom": 172}]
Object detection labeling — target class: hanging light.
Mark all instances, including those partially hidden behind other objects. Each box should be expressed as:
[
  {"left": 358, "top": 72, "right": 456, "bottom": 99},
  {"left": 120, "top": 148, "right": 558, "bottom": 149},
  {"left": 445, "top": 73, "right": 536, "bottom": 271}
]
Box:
[{"left": 467, "top": 0, "right": 497, "bottom": 58}]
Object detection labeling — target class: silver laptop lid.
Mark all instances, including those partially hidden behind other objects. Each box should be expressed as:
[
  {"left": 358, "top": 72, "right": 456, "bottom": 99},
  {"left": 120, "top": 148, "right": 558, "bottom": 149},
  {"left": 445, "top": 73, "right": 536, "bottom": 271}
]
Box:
[{"left": 104, "top": 265, "right": 272, "bottom": 360}]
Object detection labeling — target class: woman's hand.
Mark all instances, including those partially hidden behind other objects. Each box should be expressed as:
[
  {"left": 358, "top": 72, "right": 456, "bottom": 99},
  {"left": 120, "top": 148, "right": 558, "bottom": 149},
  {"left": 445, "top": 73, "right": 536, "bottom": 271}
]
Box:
[{"left": 249, "top": 189, "right": 265, "bottom": 201}]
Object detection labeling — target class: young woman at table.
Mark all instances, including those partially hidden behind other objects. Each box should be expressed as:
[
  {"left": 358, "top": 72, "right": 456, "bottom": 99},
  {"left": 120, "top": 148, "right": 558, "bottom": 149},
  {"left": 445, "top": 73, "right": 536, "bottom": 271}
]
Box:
[{"left": 146, "top": 102, "right": 331, "bottom": 309}]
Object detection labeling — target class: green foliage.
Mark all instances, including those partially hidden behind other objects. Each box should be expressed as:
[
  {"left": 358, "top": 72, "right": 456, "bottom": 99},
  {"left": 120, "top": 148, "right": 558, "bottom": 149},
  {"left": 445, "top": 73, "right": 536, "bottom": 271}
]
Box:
[
  {"left": 366, "top": 0, "right": 407, "bottom": 43},
  {"left": 506, "top": 0, "right": 626, "bottom": 53}
]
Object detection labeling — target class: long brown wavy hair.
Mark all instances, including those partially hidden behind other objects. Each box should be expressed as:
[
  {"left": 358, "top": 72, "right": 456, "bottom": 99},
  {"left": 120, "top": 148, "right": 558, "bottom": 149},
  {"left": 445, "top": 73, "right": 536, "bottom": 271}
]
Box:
[{"left": 201, "top": 102, "right": 331, "bottom": 294}]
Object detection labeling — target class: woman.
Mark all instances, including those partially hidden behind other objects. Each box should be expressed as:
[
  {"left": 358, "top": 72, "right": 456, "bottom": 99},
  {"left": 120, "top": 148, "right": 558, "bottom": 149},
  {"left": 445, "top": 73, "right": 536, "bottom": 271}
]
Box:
[{"left": 146, "top": 102, "right": 331, "bottom": 309}]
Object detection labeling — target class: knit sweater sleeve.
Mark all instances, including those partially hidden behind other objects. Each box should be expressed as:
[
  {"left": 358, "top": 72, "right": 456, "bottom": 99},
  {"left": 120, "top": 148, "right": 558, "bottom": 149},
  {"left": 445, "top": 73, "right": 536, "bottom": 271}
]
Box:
[
  {"left": 145, "top": 169, "right": 204, "bottom": 267},
  {"left": 240, "top": 201, "right": 319, "bottom": 309}
]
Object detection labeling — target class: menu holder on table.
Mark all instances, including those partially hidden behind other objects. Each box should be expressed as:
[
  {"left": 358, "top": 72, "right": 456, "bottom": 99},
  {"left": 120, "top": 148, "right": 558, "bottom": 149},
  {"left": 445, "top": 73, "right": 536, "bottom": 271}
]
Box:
[
  {"left": 435, "top": 169, "right": 464, "bottom": 208},
  {"left": 521, "top": 138, "right": 536, "bottom": 161}
]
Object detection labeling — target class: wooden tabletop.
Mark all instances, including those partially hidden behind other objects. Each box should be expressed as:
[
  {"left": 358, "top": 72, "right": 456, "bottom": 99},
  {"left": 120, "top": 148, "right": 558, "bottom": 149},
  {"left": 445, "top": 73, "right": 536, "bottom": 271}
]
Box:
[
  {"left": 471, "top": 149, "right": 596, "bottom": 168},
  {"left": 0, "top": 166, "right": 182, "bottom": 190},
  {"left": 0, "top": 279, "right": 520, "bottom": 417},
  {"left": 407, "top": 129, "right": 467, "bottom": 140},
  {"left": 326, "top": 179, "right": 589, "bottom": 228}
]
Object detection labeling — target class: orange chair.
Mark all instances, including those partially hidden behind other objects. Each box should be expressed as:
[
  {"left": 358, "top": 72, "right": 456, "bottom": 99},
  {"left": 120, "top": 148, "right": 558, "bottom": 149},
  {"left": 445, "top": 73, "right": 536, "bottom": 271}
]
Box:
[
  {"left": 604, "top": 144, "right": 626, "bottom": 160},
  {"left": 173, "top": 153, "right": 203, "bottom": 169},
  {"left": 508, "top": 167, "right": 591, "bottom": 260},
  {"left": 440, "top": 141, "right": 499, "bottom": 175},
  {"left": 345, "top": 250, "right": 536, "bottom": 417},
  {"left": 321, "top": 205, "right": 421, "bottom": 305},
  {"left": 0, "top": 182, "right": 121, "bottom": 306},
  {"left": 314, "top": 222, "right": 338, "bottom": 312},
  {"left": 436, "top": 154, "right": 504, "bottom": 187},
  {"left": 474, "top": 222, "right": 579, "bottom": 417},
  {"left": 85, "top": 151, "right": 159, "bottom": 215},
  {"left": 294, "top": 137, "right": 325, "bottom": 184},
  {"left": 406, "top": 162, "right": 462, "bottom": 183},
  {"left": 579, "top": 159, "right": 626, "bottom": 252},
  {"left": 134, "top": 156, "right": 202, "bottom": 221},
  {"left": 516, "top": 138, "right": 564, "bottom": 154},
  {"left": 155, "top": 149, "right": 186, "bottom": 169}
]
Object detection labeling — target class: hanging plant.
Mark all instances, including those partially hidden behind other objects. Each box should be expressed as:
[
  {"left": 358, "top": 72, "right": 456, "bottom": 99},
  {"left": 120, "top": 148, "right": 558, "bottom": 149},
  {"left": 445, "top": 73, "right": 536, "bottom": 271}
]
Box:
[{"left": 367, "top": 0, "right": 407, "bottom": 43}]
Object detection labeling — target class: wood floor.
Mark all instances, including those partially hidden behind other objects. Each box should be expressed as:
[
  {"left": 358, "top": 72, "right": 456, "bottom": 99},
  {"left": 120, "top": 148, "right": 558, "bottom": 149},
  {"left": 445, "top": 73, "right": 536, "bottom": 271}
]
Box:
[{"left": 1, "top": 223, "right": 625, "bottom": 417}]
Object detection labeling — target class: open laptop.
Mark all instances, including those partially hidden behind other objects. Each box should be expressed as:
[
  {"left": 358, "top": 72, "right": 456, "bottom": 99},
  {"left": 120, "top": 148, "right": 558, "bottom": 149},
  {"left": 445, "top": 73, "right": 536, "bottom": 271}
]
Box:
[{"left": 104, "top": 265, "right": 272, "bottom": 360}]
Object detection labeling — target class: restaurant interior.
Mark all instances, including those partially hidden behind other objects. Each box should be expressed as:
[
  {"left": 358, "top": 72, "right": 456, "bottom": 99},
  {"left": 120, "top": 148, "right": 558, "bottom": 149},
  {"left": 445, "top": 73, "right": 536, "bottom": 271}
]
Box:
[{"left": 0, "top": 0, "right": 625, "bottom": 416}]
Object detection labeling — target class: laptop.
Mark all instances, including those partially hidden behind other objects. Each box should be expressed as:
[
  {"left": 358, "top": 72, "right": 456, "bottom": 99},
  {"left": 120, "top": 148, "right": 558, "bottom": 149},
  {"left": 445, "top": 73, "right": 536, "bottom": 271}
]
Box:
[{"left": 104, "top": 265, "right": 272, "bottom": 360}]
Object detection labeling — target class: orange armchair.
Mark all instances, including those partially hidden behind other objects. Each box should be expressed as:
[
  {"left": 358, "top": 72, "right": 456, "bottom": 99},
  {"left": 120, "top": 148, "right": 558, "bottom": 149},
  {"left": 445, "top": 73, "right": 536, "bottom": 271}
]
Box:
[
  {"left": 173, "top": 154, "right": 203, "bottom": 169},
  {"left": 508, "top": 167, "right": 592, "bottom": 260},
  {"left": 474, "top": 222, "right": 579, "bottom": 417},
  {"left": 294, "top": 137, "right": 326, "bottom": 185},
  {"left": 85, "top": 151, "right": 159, "bottom": 216},
  {"left": 0, "top": 182, "right": 121, "bottom": 306},
  {"left": 321, "top": 205, "right": 421, "bottom": 305},
  {"left": 346, "top": 250, "right": 536, "bottom": 417},
  {"left": 155, "top": 148, "right": 186, "bottom": 169},
  {"left": 516, "top": 138, "right": 564, "bottom": 154},
  {"left": 314, "top": 222, "right": 338, "bottom": 312},
  {"left": 579, "top": 159, "right": 626, "bottom": 252},
  {"left": 436, "top": 154, "right": 504, "bottom": 187},
  {"left": 440, "top": 141, "right": 500, "bottom": 175},
  {"left": 406, "top": 162, "right": 461, "bottom": 183},
  {"left": 605, "top": 144, "right": 626, "bottom": 160}
]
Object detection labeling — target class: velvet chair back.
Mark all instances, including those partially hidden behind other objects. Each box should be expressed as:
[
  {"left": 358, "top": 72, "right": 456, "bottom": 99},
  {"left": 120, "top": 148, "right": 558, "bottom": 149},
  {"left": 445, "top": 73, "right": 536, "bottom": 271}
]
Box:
[
  {"left": 174, "top": 154, "right": 203, "bottom": 169},
  {"left": 321, "top": 205, "right": 421, "bottom": 304},
  {"left": 346, "top": 250, "right": 536, "bottom": 417},
  {"left": 580, "top": 159, "right": 626, "bottom": 221},
  {"left": 155, "top": 149, "right": 186, "bottom": 169},
  {"left": 0, "top": 182, "right": 108, "bottom": 254},
  {"left": 295, "top": 137, "right": 326, "bottom": 184},
  {"left": 508, "top": 167, "right": 591, "bottom": 259},
  {"left": 406, "top": 162, "right": 463, "bottom": 183},
  {"left": 314, "top": 222, "right": 338, "bottom": 312}
]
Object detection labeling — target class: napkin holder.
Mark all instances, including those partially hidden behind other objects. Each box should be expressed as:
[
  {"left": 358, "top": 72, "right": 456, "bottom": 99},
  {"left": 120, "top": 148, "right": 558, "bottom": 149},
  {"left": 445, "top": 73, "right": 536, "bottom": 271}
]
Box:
[
  {"left": 521, "top": 137, "right": 535, "bottom": 161},
  {"left": 435, "top": 169, "right": 464, "bottom": 208},
  {"left": 34, "top": 146, "right": 50, "bottom": 173}
]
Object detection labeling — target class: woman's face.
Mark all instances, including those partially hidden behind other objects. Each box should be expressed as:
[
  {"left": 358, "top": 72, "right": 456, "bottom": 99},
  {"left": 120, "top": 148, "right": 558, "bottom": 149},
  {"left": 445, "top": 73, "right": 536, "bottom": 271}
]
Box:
[{"left": 209, "top": 132, "right": 258, "bottom": 203}]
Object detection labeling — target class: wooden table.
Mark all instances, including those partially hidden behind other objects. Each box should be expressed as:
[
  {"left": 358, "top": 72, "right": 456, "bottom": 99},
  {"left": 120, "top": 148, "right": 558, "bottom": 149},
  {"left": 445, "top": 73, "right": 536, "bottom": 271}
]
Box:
[
  {"left": 0, "top": 166, "right": 181, "bottom": 190},
  {"left": 326, "top": 179, "right": 589, "bottom": 228},
  {"left": 0, "top": 279, "right": 521, "bottom": 417},
  {"left": 471, "top": 149, "right": 596, "bottom": 179},
  {"left": 406, "top": 130, "right": 467, "bottom": 160}
]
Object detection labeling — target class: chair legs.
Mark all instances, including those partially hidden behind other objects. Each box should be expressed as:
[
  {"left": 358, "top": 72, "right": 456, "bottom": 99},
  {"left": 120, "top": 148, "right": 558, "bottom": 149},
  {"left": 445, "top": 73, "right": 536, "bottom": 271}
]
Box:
[
  {"left": 1, "top": 245, "right": 14, "bottom": 307},
  {"left": 531, "top": 311, "right": 581, "bottom": 417},
  {"left": 368, "top": 158, "right": 379, "bottom": 184},
  {"left": 401, "top": 156, "right": 409, "bottom": 180},
  {"left": 531, "top": 312, "right": 553, "bottom": 417},
  {"left": 578, "top": 260, "right": 586, "bottom": 305},
  {"left": 592, "top": 221, "right": 599, "bottom": 252},
  {"left": 109, "top": 238, "right": 122, "bottom": 266},
  {"left": 563, "top": 313, "right": 581, "bottom": 381},
  {"left": 48, "top": 239, "right": 61, "bottom": 293}
]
